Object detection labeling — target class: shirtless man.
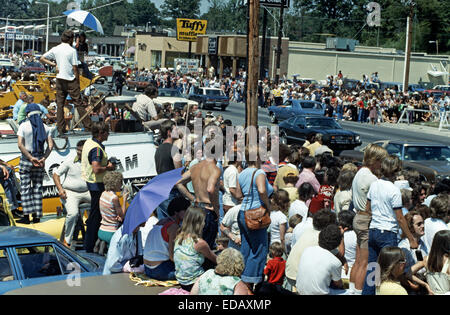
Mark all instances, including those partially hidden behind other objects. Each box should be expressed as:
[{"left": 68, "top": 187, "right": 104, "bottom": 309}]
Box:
[{"left": 176, "top": 144, "right": 222, "bottom": 250}]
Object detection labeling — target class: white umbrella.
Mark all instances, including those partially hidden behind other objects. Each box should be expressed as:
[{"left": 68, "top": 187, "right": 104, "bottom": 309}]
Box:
[{"left": 63, "top": 9, "right": 104, "bottom": 35}]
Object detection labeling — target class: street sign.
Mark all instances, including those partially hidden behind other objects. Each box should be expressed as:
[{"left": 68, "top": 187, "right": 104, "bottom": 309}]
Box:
[
  {"left": 176, "top": 18, "right": 208, "bottom": 42},
  {"left": 260, "top": 0, "right": 290, "bottom": 8},
  {"left": 208, "top": 36, "right": 218, "bottom": 55}
]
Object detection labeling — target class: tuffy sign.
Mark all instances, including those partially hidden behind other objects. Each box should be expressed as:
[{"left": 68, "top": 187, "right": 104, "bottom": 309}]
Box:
[{"left": 176, "top": 18, "right": 208, "bottom": 42}]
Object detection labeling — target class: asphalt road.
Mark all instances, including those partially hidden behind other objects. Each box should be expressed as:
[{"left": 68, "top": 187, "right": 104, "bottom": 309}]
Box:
[{"left": 95, "top": 84, "right": 449, "bottom": 150}]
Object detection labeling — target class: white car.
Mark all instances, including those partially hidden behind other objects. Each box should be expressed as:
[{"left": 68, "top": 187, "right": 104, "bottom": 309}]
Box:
[{"left": 154, "top": 88, "right": 198, "bottom": 110}]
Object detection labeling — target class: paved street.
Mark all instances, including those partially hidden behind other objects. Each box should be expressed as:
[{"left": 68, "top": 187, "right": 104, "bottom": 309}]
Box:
[{"left": 96, "top": 84, "right": 449, "bottom": 150}]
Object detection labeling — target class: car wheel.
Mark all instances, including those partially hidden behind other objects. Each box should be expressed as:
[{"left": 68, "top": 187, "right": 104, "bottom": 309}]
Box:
[
  {"left": 270, "top": 112, "right": 278, "bottom": 124},
  {"left": 221, "top": 105, "right": 227, "bottom": 111},
  {"left": 280, "top": 132, "right": 288, "bottom": 145}
]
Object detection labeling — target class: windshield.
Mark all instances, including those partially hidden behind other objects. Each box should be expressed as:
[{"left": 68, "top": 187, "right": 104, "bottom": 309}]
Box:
[
  {"left": 404, "top": 146, "right": 450, "bottom": 161},
  {"left": 205, "top": 89, "right": 225, "bottom": 96},
  {"left": 306, "top": 118, "right": 341, "bottom": 129},
  {"left": 158, "top": 90, "right": 182, "bottom": 97}
]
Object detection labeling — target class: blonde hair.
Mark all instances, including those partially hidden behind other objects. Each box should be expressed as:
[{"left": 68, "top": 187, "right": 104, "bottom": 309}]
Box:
[
  {"left": 175, "top": 206, "right": 205, "bottom": 245},
  {"left": 363, "top": 143, "right": 388, "bottom": 169},
  {"left": 215, "top": 248, "right": 245, "bottom": 277},
  {"left": 103, "top": 171, "right": 123, "bottom": 192}
]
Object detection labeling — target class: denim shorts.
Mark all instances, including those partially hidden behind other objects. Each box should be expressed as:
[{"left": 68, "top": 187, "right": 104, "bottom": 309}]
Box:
[
  {"left": 237, "top": 210, "right": 269, "bottom": 284},
  {"left": 144, "top": 261, "right": 176, "bottom": 281}
]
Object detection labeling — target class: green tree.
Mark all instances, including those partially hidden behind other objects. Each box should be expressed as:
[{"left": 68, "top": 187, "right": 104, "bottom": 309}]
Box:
[
  {"left": 128, "top": 0, "right": 160, "bottom": 27},
  {"left": 161, "top": 0, "right": 201, "bottom": 28}
]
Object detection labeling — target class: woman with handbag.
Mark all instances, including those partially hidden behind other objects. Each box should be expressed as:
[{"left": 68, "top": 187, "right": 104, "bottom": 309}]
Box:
[{"left": 237, "top": 146, "right": 274, "bottom": 291}]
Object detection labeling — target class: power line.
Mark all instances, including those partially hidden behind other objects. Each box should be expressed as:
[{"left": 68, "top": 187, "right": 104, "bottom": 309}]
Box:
[{"left": 0, "top": 0, "right": 125, "bottom": 23}]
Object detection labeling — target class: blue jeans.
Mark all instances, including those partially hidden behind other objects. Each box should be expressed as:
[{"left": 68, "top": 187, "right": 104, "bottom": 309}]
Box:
[
  {"left": 202, "top": 209, "right": 218, "bottom": 251},
  {"left": 0, "top": 168, "right": 19, "bottom": 210},
  {"left": 237, "top": 210, "right": 269, "bottom": 284},
  {"left": 362, "top": 228, "right": 398, "bottom": 295},
  {"left": 336, "top": 105, "right": 343, "bottom": 120},
  {"left": 144, "top": 261, "right": 176, "bottom": 281}
]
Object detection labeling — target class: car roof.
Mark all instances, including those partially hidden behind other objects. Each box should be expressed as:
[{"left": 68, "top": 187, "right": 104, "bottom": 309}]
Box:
[
  {"left": 0, "top": 226, "right": 56, "bottom": 247},
  {"left": 385, "top": 140, "right": 448, "bottom": 147},
  {"left": 292, "top": 114, "right": 333, "bottom": 119}
]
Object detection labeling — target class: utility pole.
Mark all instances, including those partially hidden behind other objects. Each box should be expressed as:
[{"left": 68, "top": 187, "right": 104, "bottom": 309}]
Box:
[
  {"left": 260, "top": 6, "right": 268, "bottom": 81},
  {"left": 402, "top": 1, "right": 414, "bottom": 94},
  {"left": 274, "top": 0, "right": 285, "bottom": 84},
  {"left": 246, "top": 0, "right": 260, "bottom": 130}
]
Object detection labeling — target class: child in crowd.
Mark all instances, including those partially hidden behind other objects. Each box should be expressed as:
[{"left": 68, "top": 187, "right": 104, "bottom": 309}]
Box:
[
  {"left": 264, "top": 242, "right": 286, "bottom": 286},
  {"left": 285, "top": 214, "right": 303, "bottom": 255},
  {"left": 334, "top": 170, "right": 355, "bottom": 214},
  {"left": 269, "top": 190, "right": 289, "bottom": 251}
]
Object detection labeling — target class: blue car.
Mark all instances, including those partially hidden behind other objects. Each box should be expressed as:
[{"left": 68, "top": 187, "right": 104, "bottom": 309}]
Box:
[
  {"left": 268, "top": 99, "right": 326, "bottom": 124},
  {"left": 0, "top": 227, "right": 105, "bottom": 294},
  {"left": 188, "top": 87, "right": 229, "bottom": 111}
]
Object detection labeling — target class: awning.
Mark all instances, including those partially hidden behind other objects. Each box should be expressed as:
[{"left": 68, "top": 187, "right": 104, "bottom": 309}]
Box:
[{"left": 126, "top": 46, "right": 136, "bottom": 54}]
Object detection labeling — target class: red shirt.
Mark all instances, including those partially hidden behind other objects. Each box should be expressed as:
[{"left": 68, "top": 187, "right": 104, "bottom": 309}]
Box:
[
  {"left": 308, "top": 185, "right": 335, "bottom": 214},
  {"left": 264, "top": 256, "right": 286, "bottom": 285}
]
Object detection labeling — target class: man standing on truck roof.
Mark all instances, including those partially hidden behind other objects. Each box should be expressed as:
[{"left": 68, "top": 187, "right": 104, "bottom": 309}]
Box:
[{"left": 40, "top": 30, "right": 92, "bottom": 136}]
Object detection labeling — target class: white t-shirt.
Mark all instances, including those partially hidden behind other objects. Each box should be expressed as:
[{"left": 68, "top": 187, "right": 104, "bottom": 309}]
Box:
[
  {"left": 17, "top": 120, "right": 51, "bottom": 153},
  {"left": 269, "top": 210, "right": 287, "bottom": 244},
  {"left": 221, "top": 204, "right": 241, "bottom": 239},
  {"left": 343, "top": 230, "right": 357, "bottom": 267},
  {"left": 368, "top": 179, "right": 403, "bottom": 233},
  {"left": 140, "top": 216, "right": 159, "bottom": 249},
  {"left": 424, "top": 218, "right": 449, "bottom": 250},
  {"left": 223, "top": 165, "right": 239, "bottom": 206},
  {"left": 352, "top": 167, "right": 377, "bottom": 212},
  {"left": 42, "top": 43, "right": 79, "bottom": 81},
  {"left": 334, "top": 190, "right": 352, "bottom": 214},
  {"left": 296, "top": 246, "right": 342, "bottom": 295},
  {"left": 288, "top": 200, "right": 308, "bottom": 220},
  {"left": 285, "top": 225, "right": 319, "bottom": 281},
  {"left": 291, "top": 217, "right": 313, "bottom": 246}
]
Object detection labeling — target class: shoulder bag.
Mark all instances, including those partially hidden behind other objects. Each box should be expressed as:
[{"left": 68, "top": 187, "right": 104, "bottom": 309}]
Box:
[{"left": 244, "top": 169, "right": 271, "bottom": 230}]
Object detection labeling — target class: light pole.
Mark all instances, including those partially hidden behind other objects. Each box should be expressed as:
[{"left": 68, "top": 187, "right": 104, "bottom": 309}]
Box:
[
  {"left": 4, "top": 15, "right": 10, "bottom": 54},
  {"left": 32, "top": 25, "right": 46, "bottom": 56},
  {"left": 429, "top": 40, "right": 438, "bottom": 55},
  {"left": 36, "top": 2, "right": 50, "bottom": 52}
]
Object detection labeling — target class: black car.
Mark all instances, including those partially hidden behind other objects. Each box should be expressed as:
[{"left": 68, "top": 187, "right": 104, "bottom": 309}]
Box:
[
  {"left": 188, "top": 87, "right": 229, "bottom": 111},
  {"left": 278, "top": 115, "right": 362, "bottom": 152}
]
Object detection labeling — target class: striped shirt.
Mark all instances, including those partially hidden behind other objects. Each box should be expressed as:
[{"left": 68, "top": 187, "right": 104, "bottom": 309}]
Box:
[{"left": 99, "top": 191, "right": 121, "bottom": 232}]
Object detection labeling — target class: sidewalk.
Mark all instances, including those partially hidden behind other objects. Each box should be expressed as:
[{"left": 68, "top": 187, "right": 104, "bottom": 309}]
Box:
[{"left": 380, "top": 121, "right": 450, "bottom": 137}]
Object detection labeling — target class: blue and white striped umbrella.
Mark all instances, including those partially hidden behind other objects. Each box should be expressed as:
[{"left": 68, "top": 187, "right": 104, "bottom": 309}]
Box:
[{"left": 63, "top": 9, "right": 104, "bottom": 35}]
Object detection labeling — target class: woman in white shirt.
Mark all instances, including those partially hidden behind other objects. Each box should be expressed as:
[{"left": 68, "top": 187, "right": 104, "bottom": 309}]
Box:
[
  {"left": 269, "top": 190, "right": 289, "bottom": 252},
  {"left": 424, "top": 194, "right": 449, "bottom": 250},
  {"left": 362, "top": 155, "right": 418, "bottom": 295}
]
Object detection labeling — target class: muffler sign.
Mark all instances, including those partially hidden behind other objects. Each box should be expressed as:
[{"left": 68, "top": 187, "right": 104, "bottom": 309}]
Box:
[{"left": 176, "top": 18, "right": 208, "bottom": 42}]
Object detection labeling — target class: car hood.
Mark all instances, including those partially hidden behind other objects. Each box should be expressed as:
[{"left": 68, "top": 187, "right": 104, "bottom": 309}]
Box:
[
  {"left": 407, "top": 160, "right": 450, "bottom": 175},
  {"left": 306, "top": 128, "right": 355, "bottom": 136},
  {"left": 154, "top": 97, "right": 197, "bottom": 105}
]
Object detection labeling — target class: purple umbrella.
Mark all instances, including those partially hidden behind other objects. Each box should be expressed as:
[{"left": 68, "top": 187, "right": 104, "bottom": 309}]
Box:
[{"left": 122, "top": 167, "right": 184, "bottom": 235}]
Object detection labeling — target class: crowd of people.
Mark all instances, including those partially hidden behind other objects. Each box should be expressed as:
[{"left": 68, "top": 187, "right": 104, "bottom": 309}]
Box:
[{"left": 1, "top": 29, "right": 449, "bottom": 296}]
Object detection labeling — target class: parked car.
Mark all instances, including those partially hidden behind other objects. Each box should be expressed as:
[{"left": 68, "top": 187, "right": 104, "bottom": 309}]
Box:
[
  {"left": 20, "top": 62, "right": 46, "bottom": 74},
  {"left": 433, "top": 85, "right": 450, "bottom": 92},
  {"left": 268, "top": 99, "right": 326, "bottom": 124},
  {"left": 188, "top": 87, "right": 229, "bottom": 111},
  {"left": 278, "top": 115, "right": 362, "bottom": 152},
  {"left": 0, "top": 226, "right": 105, "bottom": 294},
  {"left": 126, "top": 76, "right": 152, "bottom": 92},
  {"left": 295, "top": 78, "right": 319, "bottom": 87},
  {"left": 154, "top": 88, "right": 198, "bottom": 111},
  {"left": 339, "top": 140, "right": 450, "bottom": 182}
]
